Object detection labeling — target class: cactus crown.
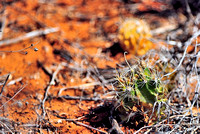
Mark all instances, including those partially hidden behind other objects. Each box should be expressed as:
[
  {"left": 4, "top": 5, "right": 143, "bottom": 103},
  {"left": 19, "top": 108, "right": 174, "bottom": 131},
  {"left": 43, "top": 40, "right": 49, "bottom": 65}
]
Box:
[{"left": 118, "top": 18, "right": 153, "bottom": 55}]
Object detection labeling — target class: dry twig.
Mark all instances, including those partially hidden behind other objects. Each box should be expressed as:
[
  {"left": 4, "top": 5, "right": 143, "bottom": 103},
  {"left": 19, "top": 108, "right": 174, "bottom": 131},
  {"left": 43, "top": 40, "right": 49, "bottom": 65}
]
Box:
[
  {"left": 52, "top": 111, "right": 108, "bottom": 134},
  {"left": 0, "top": 15, "right": 6, "bottom": 40},
  {"left": 0, "top": 120, "right": 14, "bottom": 134},
  {"left": 74, "top": 121, "right": 108, "bottom": 134},
  {"left": 7, "top": 77, "right": 22, "bottom": 86},
  {"left": 0, "top": 27, "right": 59, "bottom": 47},
  {"left": 163, "top": 30, "right": 200, "bottom": 77},
  {"left": 151, "top": 24, "right": 178, "bottom": 35},
  {"left": 37, "top": 60, "right": 60, "bottom": 83},
  {"left": 58, "top": 95, "right": 112, "bottom": 101},
  {"left": 58, "top": 79, "right": 113, "bottom": 96},
  {"left": 42, "top": 64, "right": 62, "bottom": 118},
  {"left": 108, "top": 118, "right": 124, "bottom": 134},
  {"left": 0, "top": 84, "right": 26, "bottom": 109},
  {"left": 58, "top": 82, "right": 102, "bottom": 96},
  {"left": 0, "top": 73, "right": 10, "bottom": 96}
]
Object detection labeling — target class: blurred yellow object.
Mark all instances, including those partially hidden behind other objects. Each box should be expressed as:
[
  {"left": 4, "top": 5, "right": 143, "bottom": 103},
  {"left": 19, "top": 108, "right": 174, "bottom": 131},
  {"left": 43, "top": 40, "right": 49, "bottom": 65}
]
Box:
[{"left": 118, "top": 18, "right": 153, "bottom": 55}]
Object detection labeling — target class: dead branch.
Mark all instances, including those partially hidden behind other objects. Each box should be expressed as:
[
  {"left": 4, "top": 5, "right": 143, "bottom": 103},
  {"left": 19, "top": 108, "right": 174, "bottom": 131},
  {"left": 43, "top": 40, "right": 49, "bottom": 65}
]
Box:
[
  {"left": 74, "top": 121, "right": 108, "bottom": 134},
  {"left": 58, "top": 82, "right": 101, "bottom": 96},
  {"left": 42, "top": 64, "right": 62, "bottom": 118},
  {"left": 37, "top": 60, "right": 52, "bottom": 76},
  {"left": 58, "top": 79, "right": 114, "bottom": 96},
  {"left": 52, "top": 112, "right": 108, "bottom": 134},
  {"left": 58, "top": 95, "right": 112, "bottom": 101},
  {"left": 163, "top": 30, "right": 200, "bottom": 77},
  {"left": 0, "top": 15, "right": 6, "bottom": 40},
  {"left": 151, "top": 24, "right": 178, "bottom": 35},
  {"left": 0, "top": 73, "right": 10, "bottom": 96},
  {"left": 0, "top": 120, "right": 13, "bottom": 134},
  {"left": 0, "top": 117, "right": 15, "bottom": 133},
  {"left": 0, "top": 27, "right": 59, "bottom": 47},
  {"left": 0, "top": 84, "right": 26, "bottom": 109},
  {"left": 7, "top": 77, "right": 22, "bottom": 86},
  {"left": 37, "top": 60, "right": 60, "bottom": 84},
  {"left": 108, "top": 118, "right": 124, "bottom": 134},
  {"left": 61, "top": 62, "right": 116, "bottom": 80}
]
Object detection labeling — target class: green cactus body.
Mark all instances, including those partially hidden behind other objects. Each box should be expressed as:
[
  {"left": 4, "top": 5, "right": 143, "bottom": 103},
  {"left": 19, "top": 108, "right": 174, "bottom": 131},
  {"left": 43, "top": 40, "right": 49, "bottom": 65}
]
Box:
[{"left": 115, "top": 62, "right": 166, "bottom": 111}]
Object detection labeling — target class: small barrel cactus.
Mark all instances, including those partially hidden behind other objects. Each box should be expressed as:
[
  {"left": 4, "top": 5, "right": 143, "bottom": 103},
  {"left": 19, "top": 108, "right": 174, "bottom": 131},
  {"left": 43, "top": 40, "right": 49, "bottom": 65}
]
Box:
[
  {"left": 115, "top": 60, "right": 166, "bottom": 105},
  {"left": 118, "top": 18, "right": 153, "bottom": 55},
  {"left": 113, "top": 58, "right": 168, "bottom": 122}
]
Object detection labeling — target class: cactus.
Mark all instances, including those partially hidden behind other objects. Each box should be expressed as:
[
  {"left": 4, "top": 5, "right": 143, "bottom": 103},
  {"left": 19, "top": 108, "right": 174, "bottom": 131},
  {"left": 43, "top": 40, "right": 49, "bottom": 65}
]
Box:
[
  {"left": 118, "top": 18, "right": 153, "bottom": 55},
  {"left": 115, "top": 61, "right": 166, "bottom": 104},
  {"left": 114, "top": 58, "right": 168, "bottom": 122}
]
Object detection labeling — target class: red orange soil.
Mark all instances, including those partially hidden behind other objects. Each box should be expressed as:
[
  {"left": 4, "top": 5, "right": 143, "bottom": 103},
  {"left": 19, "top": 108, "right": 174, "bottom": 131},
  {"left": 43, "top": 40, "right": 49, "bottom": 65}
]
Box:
[{"left": 0, "top": 0, "right": 196, "bottom": 133}]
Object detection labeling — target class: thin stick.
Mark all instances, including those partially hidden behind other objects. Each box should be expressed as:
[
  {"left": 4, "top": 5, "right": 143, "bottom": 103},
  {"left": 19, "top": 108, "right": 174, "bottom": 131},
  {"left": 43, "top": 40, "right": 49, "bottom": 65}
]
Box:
[
  {"left": 59, "top": 95, "right": 112, "bottom": 101},
  {"left": 151, "top": 24, "right": 177, "bottom": 35},
  {"left": 0, "top": 84, "right": 26, "bottom": 109},
  {"left": 58, "top": 82, "right": 101, "bottom": 96},
  {"left": 0, "top": 73, "right": 10, "bottom": 96},
  {"left": 58, "top": 79, "right": 113, "bottom": 96},
  {"left": 7, "top": 77, "right": 22, "bottom": 86},
  {"left": 109, "top": 118, "right": 124, "bottom": 134},
  {"left": 134, "top": 123, "right": 175, "bottom": 134},
  {"left": 0, "top": 27, "right": 59, "bottom": 47},
  {"left": 52, "top": 99, "right": 109, "bottom": 134},
  {"left": 0, "top": 15, "right": 6, "bottom": 40},
  {"left": 37, "top": 60, "right": 52, "bottom": 76},
  {"left": 74, "top": 121, "right": 108, "bottom": 134},
  {"left": 55, "top": 115, "right": 108, "bottom": 133},
  {"left": 185, "top": 0, "right": 195, "bottom": 21},
  {"left": 163, "top": 30, "right": 200, "bottom": 77},
  {"left": 37, "top": 60, "right": 59, "bottom": 83},
  {"left": 42, "top": 64, "right": 62, "bottom": 118},
  {"left": 0, "top": 120, "right": 14, "bottom": 134}
]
